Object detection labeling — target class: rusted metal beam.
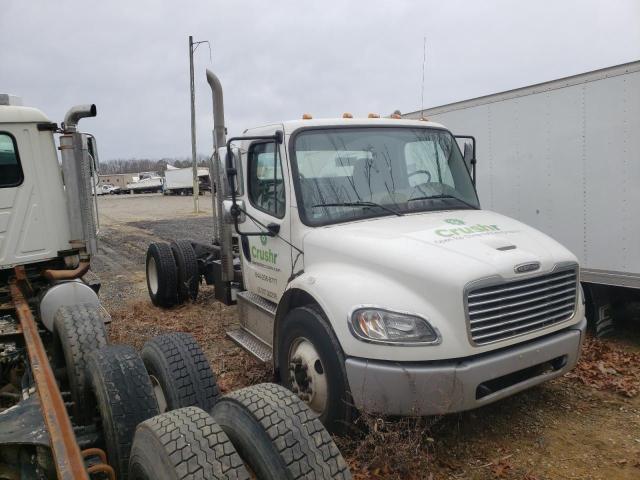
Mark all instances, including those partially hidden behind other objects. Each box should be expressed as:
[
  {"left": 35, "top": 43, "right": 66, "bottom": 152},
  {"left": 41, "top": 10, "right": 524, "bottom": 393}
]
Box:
[{"left": 10, "top": 273, "right": 89, "bottom": 480}]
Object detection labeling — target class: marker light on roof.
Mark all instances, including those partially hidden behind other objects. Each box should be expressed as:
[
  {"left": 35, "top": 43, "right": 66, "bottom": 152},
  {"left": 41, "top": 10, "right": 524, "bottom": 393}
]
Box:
[
  {"left": 390, "top": 113, "right": 402, "bottom": 119},
  {"left": 368, "top": 113, "right": 380, "bottom": 118},
  {"left": 342, "top": 113, "right": 353, "bottom": 119},
  {"left": 302, "top": 113, "right": 312, "bottom": 119}
]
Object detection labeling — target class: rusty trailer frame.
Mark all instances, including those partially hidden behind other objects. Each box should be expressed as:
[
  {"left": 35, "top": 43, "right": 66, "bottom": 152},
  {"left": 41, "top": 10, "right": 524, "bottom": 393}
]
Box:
[{"left": 6, "top": 266, "right": 114, "bottom": 480}]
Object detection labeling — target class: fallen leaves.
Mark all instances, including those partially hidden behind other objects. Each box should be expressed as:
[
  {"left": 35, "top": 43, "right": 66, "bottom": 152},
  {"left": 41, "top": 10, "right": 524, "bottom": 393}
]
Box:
[{"left": 566, "top": 335, "right": 640, "bottom": 397}]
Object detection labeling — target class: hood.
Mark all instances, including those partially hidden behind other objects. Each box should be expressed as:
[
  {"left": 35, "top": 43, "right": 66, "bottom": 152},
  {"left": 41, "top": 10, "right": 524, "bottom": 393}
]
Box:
[{"left": 302, "top": 209, "right": 577, "bottom": 287}]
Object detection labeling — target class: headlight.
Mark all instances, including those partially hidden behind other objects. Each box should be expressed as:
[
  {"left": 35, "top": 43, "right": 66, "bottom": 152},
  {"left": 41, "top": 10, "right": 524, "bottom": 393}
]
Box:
[{"left": 349, "top": 308, "right": 440, "bottom": 345}]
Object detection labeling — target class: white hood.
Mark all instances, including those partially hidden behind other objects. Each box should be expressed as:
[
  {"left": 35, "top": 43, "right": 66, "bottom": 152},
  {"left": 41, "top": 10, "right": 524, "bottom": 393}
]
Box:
[{"left": 303, "top": 209, "right": 576, "bottom": 286}]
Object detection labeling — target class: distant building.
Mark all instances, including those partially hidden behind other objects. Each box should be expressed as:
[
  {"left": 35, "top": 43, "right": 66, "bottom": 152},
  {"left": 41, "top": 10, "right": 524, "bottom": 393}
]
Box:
[{"left": 98, "top": 173, "right": 137, "bottom": 187}]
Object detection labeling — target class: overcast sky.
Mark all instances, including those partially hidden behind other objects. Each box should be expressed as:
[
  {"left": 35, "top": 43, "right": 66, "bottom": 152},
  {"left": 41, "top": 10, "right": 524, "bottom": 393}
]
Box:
[{"left": 1, "top": 0, "right": 639, "bottom": 161}]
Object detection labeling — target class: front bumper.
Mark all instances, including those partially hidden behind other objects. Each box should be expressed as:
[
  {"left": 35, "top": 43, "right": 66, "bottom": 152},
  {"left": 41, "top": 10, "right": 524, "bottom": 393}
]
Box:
[{"left": 345, "top": 318, "right": 587, "bottom": 416}]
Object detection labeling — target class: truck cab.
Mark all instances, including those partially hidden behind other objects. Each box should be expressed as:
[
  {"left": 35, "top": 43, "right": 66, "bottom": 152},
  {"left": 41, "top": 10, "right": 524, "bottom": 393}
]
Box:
[{"left": 146, "top": 71, "right": 587, "bottom": 433}]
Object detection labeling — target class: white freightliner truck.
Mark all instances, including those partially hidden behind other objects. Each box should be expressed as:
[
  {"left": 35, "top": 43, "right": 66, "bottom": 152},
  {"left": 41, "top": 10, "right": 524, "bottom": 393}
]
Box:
[
  {"left": 405, "top": 61, "right": 640, "bottom": 335},
  {"left": 145, "top": 69, "right": 587, "bottom": 433},
  {"left": 0, "top": 94, "right": 349, "bottom": 480}
]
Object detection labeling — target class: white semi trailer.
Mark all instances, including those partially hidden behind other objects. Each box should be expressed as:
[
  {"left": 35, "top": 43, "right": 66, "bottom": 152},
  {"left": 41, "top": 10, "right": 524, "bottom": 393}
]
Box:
[
  {"left": 405, "top": 61, "right": 640, "bottom": 335},
  {"left": 164, "top": 166, "right": 211, "bottom": 195},
  {"left": 146, "top": 68, "right": 587, "bottom": 434}
]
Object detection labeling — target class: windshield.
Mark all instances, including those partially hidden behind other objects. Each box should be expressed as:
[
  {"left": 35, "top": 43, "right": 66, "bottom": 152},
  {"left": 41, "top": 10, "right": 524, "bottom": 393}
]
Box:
[{"left": 292, "top": 127, "right": 479, "bottom": 226}]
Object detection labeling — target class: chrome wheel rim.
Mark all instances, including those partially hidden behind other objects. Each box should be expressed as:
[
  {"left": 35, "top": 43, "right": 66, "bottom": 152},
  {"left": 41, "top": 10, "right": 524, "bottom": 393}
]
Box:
[{"left": 288, "top": 337, "right": 328, "bottom": 415}]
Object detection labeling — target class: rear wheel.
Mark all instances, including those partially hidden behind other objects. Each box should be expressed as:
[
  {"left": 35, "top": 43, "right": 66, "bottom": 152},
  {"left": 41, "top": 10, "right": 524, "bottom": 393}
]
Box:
[
  {"left": 141, "top": 333, "right": 219, "bottom": 413},
  {"left": 146, "top": 242, "right": 178, "bottom": 308},
  {"left": 87, "top": 345, "right": 159, "bottom": 480},
  {"left": 277, "top": 306, "right": 353, "bottom": 434},
  {"left": 211, "top": 383, "right": 351, "bottom": 480},
  {"left": 170, "top": 240, "right": 199, "bottom": 303},
  {"left": 129, "top": 407, "right": 249, "bottom": 480},
  {"left": 53, "top": 304, "right": 109, "bottom": 423}
]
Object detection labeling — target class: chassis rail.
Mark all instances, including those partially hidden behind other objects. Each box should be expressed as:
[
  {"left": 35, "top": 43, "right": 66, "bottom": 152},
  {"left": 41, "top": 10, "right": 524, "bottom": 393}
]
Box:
[{"left": 10, "top": 267, "right": 90, "bottom": 480}]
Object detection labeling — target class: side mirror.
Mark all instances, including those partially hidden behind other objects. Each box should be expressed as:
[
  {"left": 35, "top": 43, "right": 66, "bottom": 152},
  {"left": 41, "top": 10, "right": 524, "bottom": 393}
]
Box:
[
  {"left": 455, "top": 135, "right": 476, "bottom": 185},
  {"left": 223, "top": 199, "right": 245, "bottom": 224},
  {"left": 222, "top": 146, "right": 243, "bottom": 197},
  {"left": 463, "top": 142, "right": 473, "bottom": 164},
  {"left": 86, "top": 135, "right": 100, "bottom": 174}
]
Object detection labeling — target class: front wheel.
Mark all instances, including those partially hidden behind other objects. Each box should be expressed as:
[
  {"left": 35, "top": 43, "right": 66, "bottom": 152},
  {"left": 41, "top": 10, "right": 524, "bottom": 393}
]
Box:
[{"left": 277, "top": 306, "right": 353, "bottom": 434}]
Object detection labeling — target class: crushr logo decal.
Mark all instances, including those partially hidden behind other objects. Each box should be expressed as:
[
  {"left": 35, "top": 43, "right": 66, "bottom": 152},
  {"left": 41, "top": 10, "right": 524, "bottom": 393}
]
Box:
[
  {"left": 435, "top": 223, "right": 501, "bottom": 237},
  {"left": 252, "top": 236, "right": 278, "bottom": 265}
]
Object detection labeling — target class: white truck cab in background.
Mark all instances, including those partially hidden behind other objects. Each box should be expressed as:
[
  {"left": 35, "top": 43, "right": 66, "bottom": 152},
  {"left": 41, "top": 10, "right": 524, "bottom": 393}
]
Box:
[{"left": 146, "top": 70, "right": 587, "bottom": 433}]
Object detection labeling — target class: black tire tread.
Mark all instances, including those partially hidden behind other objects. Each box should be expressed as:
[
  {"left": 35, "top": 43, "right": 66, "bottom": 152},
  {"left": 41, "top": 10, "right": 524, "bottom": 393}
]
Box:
[
  {"left": 53, "top": 303, "right": 109, "bottom": 423},
  {"left": 131, "top": 407, "right": 250, "bottom": 480},
  {"left": 146, "top": 242, "right": 178, "bottom": 308},
  {"left": 87, "top": 345, "right": 159, "bottom": 480},
  {"left": 218, "top": 383, "right": 351, "bottom": 479},
  {"left": 170, "top": 239, "right": 199, "bottom": 303},
  {"left": 142, "top": 333, "right": 219, "bottom": 411}
]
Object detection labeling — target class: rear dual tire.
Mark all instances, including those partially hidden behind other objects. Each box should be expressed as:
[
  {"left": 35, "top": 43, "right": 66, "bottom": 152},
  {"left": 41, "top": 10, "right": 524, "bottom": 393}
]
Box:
[
  {"left": 146, "top": 241, "right": 199, "bottom": 308},
  {"left": 129, "top": 407, "right": 250, "bottom": 480},
  {"left": 146, "top": 242, "right": 178, "bottom": 307},
  {"left": 141, "top": 333, "right": 219, "bottom": 413},
  {"left": 211, "top": 383, "right": 351, "bottom": 480},
  {"left": 87, "top": 345, "right": 159, "bottom": 480}
]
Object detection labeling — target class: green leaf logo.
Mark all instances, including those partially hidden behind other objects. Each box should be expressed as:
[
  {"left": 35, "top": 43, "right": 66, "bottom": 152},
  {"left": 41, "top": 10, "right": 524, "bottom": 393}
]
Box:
[
  {"left": 260, "top": 235, "right": 268, "bottom": 246},
  {"left": 445, "top": 218, "right": 465, "bottom": 225}
]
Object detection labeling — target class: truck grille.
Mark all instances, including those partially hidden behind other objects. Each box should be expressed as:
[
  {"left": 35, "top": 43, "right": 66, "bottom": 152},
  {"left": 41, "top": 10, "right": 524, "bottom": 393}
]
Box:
[{"left": 466, "top": 266, "right": 578, "bottom": 345}]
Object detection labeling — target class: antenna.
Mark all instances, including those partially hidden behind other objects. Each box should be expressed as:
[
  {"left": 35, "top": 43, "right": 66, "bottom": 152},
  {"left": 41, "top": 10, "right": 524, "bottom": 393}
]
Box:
[{"left": 420, "top": 36, "right": 427, "bottom": 119}]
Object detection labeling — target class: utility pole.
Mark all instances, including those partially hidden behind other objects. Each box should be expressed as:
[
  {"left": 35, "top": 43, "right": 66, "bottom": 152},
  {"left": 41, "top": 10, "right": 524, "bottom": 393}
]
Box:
[
  {"left": 188, "top": 36, "right": 211, "bottom": 213},
  {"left": 188, "top": 36, "right": 199, "bottom": 212}
]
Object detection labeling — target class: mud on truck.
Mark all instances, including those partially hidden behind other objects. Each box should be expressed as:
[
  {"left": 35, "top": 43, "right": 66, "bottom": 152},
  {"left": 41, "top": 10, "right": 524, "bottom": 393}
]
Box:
[
  {"left": 145, "top": 70, "right": 588, "bottom": 435},
  {"left": 0, "top": 94, "right": 350, "bottom": 480}
]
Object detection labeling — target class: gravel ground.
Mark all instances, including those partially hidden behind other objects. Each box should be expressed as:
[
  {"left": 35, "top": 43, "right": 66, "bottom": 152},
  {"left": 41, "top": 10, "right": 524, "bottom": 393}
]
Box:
[{"left": 93, "top": 193, "right": 640, "bottom": 480}]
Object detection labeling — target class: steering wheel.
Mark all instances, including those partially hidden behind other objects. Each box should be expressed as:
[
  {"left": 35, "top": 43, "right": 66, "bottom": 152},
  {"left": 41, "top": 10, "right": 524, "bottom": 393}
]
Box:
[{"left": 408, "top": 170, "right": 432, "bottom": 183}]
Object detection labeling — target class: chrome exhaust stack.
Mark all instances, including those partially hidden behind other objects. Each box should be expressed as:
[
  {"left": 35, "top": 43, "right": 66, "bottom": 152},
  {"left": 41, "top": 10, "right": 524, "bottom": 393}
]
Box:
[
  {"left": 59, "top": 104, "right": 98, "bottom": 258},
  {"left": 206, "top": 69, "right": 234, "bottom": 283},
  {"left": 62, "top": 104, "right": 97, "bottom": 133}
]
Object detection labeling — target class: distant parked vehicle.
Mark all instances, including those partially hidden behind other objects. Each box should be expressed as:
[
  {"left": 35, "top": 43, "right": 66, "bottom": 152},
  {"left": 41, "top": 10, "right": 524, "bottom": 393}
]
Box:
[
  {"left": 94, "top": 183, "right": 120, "bottom": 195},
  {"left": 121, "top": 176, "right": 163, "bottom": 194},
  {"left": 164, "top": 166, "right": 210, "bottom": 195}
]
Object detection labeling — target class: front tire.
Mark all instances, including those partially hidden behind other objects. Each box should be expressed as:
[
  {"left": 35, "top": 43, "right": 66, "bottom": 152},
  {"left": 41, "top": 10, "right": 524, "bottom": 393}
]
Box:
[{"left": 277, "top": 306, "right": 353, "bottom": 434}]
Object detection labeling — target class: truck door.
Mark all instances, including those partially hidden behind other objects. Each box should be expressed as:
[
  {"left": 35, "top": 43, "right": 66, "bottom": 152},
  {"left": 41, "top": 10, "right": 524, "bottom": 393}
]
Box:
[{"left": 238, "top": 139, "right": 292, "bottom": 302}]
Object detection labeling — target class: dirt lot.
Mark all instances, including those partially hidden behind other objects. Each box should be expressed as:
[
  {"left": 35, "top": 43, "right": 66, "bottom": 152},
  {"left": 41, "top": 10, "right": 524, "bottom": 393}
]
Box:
[{"left": 94, "top": 193, "right": 640, "bottom": 480}]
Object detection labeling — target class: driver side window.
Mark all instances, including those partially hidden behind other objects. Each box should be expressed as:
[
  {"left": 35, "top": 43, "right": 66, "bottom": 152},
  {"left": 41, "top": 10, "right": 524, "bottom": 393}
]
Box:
[{"left": 248, "top": 142, "right": 285, "bottom": 218}]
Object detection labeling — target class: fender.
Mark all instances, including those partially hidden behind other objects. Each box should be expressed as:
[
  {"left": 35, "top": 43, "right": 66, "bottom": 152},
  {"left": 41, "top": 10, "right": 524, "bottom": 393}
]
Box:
[{"left": 276, "top": 264, "right": 455, "bottom": 362}]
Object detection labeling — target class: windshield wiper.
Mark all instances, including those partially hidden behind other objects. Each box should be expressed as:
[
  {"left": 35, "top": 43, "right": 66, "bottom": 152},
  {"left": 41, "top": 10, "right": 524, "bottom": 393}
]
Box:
[
  {"left": 312, "top": 201, "right": 404, "bottom": 217},
  {"left": 408, "top": 194, "right": 479, "bottom": 210}
]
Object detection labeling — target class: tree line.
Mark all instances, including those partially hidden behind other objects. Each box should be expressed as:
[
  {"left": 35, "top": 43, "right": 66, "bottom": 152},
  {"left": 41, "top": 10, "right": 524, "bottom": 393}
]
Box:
[{"left": 99, "top": 154, "right": 210, "bottom": 175}]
